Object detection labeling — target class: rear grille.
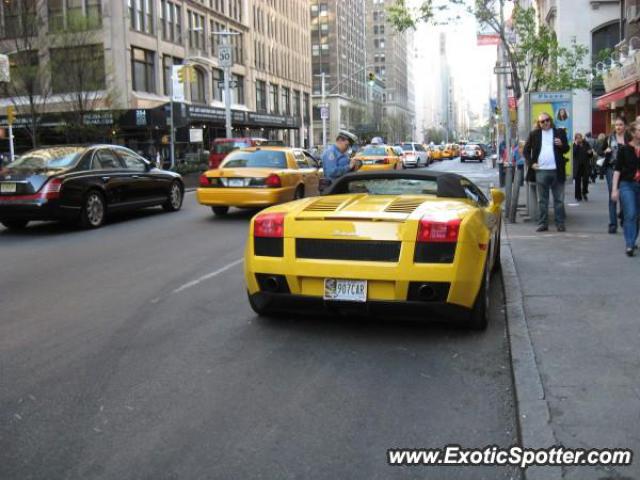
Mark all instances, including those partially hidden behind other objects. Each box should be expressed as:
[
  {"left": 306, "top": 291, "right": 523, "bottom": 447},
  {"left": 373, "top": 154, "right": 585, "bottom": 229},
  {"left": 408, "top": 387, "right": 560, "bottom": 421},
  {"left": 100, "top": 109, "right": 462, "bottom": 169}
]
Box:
[
  {"left": 254, "top": 237, "right": 283, "bottom": 257},
  {"left": 304, "top": 198, "right": 344, "bottom": 212},
  {"left": 414, "top": 243, "right": 457, "bottom": 263},
  {"left": 296, "top": 238, "right": 401, "bottom": 262},
  {"left": 384, "top": 198, "right": 423, "bottom": 214}
]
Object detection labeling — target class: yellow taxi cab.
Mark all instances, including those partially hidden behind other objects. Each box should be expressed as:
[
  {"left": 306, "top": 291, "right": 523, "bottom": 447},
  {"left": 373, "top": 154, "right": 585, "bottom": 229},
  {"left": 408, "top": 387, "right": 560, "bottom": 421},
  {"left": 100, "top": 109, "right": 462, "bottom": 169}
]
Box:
[
  {"left": 354, "top": 145, "right": 402, "bottom": 171},
  {"left": 442, "top": 144, "right": 454, "bottom": 159},
  {"left": 197, "top": 147, "right": 320, "bottom": 216},
  {"left": 452, "top": 144, "right": 461, "bottom": 157},
  {"left": 429, "top": 146, "right": 442, "bottom": 161}
]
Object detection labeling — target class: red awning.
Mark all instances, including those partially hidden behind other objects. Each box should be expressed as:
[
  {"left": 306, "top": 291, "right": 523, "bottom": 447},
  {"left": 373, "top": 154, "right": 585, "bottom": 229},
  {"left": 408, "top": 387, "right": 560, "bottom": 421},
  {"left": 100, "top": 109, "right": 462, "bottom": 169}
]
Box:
[{"left": 596, "top": 83, "right": 638, "bottom": 110}]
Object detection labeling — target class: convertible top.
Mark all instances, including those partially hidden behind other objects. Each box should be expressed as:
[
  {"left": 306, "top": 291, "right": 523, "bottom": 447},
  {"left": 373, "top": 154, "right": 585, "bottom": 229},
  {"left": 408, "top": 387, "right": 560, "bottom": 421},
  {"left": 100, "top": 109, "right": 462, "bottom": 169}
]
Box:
[{"left": 326, "top": 170, "right": 474, "bottom": 199}]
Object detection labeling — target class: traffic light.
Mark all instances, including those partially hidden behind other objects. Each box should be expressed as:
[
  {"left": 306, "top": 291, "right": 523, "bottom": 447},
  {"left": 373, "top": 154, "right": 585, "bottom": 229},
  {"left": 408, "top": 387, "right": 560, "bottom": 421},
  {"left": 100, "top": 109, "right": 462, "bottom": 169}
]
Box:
[
  {"left": 6, "top": 105, "right": 15, "bottom": 125},
  {"left": 368, "top": 72, "right": 376, "bottom": 86},
  {"left": 176, "top": 65, "right": 194, "bottom": 84}
]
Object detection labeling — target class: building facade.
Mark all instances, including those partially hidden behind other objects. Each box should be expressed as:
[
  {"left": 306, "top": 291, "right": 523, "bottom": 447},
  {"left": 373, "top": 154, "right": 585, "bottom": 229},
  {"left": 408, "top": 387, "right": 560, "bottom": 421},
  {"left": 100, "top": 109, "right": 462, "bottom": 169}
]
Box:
[
  {"left": 310, "top": 0, "right": 367, "bottom": 146},
  {"left": 364, "top": 0, "right": 415, "bottom": 143},
  {"left": 0, "top": 0, "right": 312, "bottom": 158}
]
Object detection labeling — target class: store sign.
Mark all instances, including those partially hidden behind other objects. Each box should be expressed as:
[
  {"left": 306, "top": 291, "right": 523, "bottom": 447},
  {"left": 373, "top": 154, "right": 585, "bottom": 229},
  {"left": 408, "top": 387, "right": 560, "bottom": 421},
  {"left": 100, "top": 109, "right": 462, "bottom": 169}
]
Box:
[
  {"left": 189, "top": 128, "right": 204, "bottom": 143},
  {"left": 187, "top": 105, "right": 246, "bottom": 123},
  {"left": 135, "top": 109, "right": 147, "bottom": 126},
  {"left": 0, "top": 54, "right": 10, "bottom": 83},
  {"left": 247, "top": 113, "right": 299, "bottom": 128},
  {"left": 83, "top": 112, "right": 114, "bottom": 126}
]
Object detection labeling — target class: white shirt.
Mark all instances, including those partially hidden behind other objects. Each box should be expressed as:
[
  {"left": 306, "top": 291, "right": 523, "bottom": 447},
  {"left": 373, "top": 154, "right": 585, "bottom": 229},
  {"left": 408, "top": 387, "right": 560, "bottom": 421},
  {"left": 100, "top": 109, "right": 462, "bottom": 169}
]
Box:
[{"left": 538, "top": 129, "right": 556, "bottom": 170}]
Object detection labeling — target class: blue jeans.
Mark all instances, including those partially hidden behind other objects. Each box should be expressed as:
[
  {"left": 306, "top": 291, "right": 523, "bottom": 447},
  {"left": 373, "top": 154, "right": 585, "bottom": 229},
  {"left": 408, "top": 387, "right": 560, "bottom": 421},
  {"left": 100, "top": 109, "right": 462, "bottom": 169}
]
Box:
[
  {"left": 536, "top": 169, "right": 565, "bottom": 227},
  {"left": 604, "top": 166, "right": 618, "bottom": 229},
  {"left": 619, "top": 181, "right": 640, "bottom": 248}
]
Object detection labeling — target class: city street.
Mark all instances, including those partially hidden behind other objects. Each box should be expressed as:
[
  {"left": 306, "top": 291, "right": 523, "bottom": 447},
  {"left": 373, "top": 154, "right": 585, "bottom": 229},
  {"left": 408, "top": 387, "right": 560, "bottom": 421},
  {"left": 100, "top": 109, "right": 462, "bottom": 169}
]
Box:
[{"left": 0, "top": 159, "right": 519, "bottom": 480}]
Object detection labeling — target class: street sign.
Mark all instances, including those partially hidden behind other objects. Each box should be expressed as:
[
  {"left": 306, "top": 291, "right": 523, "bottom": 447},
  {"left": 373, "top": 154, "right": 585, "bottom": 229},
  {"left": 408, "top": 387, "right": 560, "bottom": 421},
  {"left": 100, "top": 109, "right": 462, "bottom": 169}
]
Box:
[
  {"left": 494, "top": 66, "right": 512, "bottom": 75},
  {"left": 320, "top": 106, "right": 329, "bottom": 120},
  {"left": 0, "top": 54, "right": 10, "bottom": 83},
  {"left": 218, "top": 45, "right": 233, "bottom": 68},
  {"left": 189, "top": 128, "right": 203, "bottom": 143},
  {"left": 171, "top": 65, "right": 185, "bottom": 102}
]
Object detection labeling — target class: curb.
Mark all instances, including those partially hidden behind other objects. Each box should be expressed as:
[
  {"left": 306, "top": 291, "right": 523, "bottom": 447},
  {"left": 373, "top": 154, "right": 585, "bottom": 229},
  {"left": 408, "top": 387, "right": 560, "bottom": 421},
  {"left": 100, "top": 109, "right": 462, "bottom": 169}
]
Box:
[{"left": 500, "top": 223, "right": 562, "bottom": 480}]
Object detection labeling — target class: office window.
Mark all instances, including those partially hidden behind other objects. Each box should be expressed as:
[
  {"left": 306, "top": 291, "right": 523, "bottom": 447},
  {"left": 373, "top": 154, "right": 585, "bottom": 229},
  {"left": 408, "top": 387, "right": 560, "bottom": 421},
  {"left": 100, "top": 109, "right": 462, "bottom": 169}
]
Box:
[
  {"left": 281, "top": 87, "right": 290, "bottom": 116},
  {"left": 160, "top": 1, "right": 182, "bottom": 43},
  {"left": 256, "top": 80, "right": 267, "bottom": 113},
  {"left": 131, "top": 47, "right": 155, "bottom": 93},
  {"left": 292, "top": 90, "right": 300, "bottom": 117},
  {"left": 191, "top": 67, "right": 206, "bottom": 104},
  {"left": 212, "top": 68, "right": 223, "bottom": 101},
  {"left": 50, "top": 44, "right": 105, "bottom": 94},
  {"left": 232, "top": 74, "right": 244, "bottom": 104},
  {"left": 129, "top": 0, "right": 154, "bottom": 34},
  {"left": 269, "top": 84, "right": 278, "bottom": 114},
  {"left": 188, "top": 11, "right": 205, "bottom": 49},
  {"left": 163, "top": 55, "right": 182, "bottom": 96}
]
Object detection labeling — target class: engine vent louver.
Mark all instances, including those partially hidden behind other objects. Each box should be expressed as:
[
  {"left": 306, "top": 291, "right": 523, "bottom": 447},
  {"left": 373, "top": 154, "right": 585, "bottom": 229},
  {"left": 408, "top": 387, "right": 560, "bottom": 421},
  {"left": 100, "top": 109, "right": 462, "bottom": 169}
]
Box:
[
  {"left": 304, "top": 198, "right": 345, "bottom": 212},
  {"left": 384, "top": 198, "right": 424, "bottom": 214}
]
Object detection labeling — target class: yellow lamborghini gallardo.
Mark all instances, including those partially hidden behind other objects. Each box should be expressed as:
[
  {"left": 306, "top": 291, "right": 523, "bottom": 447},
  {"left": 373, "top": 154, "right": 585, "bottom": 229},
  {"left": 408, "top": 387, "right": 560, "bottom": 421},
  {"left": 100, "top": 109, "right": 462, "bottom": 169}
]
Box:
[{"left": 244, "top": 170, "right": 505, "bottom": 329}]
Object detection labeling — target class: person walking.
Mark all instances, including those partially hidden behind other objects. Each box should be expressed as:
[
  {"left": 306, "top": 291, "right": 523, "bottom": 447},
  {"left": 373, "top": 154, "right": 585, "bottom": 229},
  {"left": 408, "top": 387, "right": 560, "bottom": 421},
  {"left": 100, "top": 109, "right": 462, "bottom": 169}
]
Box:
[
  {"left": 573, "top": 133, "right": 593, "bottom": 201},
  {"left": 611, "top": 121, "right": 640, "bottom": 256},
  {"left": 523, "top": 112, "right": 571, "bottom": 232},
  {"left": 497, "top": 139, "right": 506, "bottom": 187},
  {"left": 511, "top": 140, "right": 525, "bottom": 186},
  {"left": 320, "top": 130, "right": 359, "bottom": 192},
  {"left": 599, "top": 117, "right": 630, "bottom": 233}
]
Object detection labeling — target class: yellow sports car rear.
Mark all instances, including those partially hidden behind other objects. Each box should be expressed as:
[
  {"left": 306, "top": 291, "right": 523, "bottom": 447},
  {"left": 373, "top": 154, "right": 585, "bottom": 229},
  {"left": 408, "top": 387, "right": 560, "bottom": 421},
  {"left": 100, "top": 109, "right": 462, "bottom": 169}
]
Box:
[{"left": 244, "top": 170, "right": 505, "bottom": 329}]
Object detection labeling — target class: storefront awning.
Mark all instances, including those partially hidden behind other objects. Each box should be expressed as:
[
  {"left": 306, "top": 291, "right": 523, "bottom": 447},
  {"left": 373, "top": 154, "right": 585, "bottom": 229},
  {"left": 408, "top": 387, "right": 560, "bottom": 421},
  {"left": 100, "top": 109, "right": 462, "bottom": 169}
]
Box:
[{"left": 596, "top": 83, "right": 638, "bottom": 110}]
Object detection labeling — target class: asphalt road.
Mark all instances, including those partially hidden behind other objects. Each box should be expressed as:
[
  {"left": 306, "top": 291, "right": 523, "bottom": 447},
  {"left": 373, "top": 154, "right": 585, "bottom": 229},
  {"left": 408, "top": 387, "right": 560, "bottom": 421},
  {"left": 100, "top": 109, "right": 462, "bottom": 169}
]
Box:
[{"left": 1, "top": 157, "right": 519, "bottom": 480}]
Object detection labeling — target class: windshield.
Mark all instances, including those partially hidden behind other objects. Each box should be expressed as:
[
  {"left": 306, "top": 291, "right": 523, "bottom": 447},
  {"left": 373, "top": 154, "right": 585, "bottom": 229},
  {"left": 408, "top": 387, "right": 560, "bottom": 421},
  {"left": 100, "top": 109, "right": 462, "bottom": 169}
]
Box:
[
  {"left": 401, "top": 144, "right": 415, "bottom": 152},
  {"left": 6, "top": 147, "right": 84, "bottom": 171},
  {"left": 214, "top": 141, "right": 250, "bottom": 155},
  {"left": 360, "top": 146, "right": 387, "bottom": 156},
  {"left": 222, "top": 150, "right": 287, "bottom": 169},
  {"left": 344, "top": 178, "right": 438, "bottom": 195}
]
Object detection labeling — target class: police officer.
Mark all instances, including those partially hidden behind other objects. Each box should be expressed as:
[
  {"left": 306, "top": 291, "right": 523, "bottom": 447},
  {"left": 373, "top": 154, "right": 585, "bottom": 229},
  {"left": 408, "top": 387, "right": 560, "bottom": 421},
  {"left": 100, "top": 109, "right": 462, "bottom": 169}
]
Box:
[{"left": 321, "top": 130, "right": 359, "bottom": 186}]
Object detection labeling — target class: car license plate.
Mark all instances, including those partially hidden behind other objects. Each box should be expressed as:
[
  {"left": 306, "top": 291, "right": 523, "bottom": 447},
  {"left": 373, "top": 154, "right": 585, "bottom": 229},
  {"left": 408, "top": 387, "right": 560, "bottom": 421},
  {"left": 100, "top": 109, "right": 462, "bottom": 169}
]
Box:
[
  {"left": 363, "top": 160, "right": 374, "bottom": 165},
  {"left": 324, "top": 279, "right": 367, "bottom": 302},
  {"left": 228, "top": 178, "right": 244, "bottom": 187},
  {"left": 0, "top": 182, "right": 16, "bottom": 194}
]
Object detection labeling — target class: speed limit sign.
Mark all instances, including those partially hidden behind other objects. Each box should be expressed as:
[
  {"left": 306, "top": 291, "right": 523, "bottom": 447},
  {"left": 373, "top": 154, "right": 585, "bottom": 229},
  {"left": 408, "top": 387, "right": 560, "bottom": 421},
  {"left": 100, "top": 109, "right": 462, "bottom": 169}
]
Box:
[{"left": 218, "top": 45, "right": 233, "bottom": 67}]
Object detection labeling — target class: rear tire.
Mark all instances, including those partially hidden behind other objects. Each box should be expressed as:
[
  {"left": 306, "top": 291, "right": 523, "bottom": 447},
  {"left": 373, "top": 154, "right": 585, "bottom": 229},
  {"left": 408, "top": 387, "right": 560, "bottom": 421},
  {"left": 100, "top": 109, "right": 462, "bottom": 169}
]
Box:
[
  {"left": 212, "top": 206, "right": 229, "bottom": 216},
  {"left": 163, "top": 181, "right": 183, "bottom": 212},
  {"left": 1, "top": 219, "right": 29, "bottom": 230},
  {"left": 469, "top": 263, "right": 490, "bottom": 330},
  {"left": 248, "top": 291, "right": 277, "bottom": 317},
  {"left": 492, "top": 235, "right": 502, "bottom": 273},
  {"left": 461, "top": 159, "right": 465, "bottom": 163},
  {"left": 80, "top": 190, "right": 105, "bottom": 229},
  {"left": 294, "top": 186, "right": 304, "bottom": 200}
]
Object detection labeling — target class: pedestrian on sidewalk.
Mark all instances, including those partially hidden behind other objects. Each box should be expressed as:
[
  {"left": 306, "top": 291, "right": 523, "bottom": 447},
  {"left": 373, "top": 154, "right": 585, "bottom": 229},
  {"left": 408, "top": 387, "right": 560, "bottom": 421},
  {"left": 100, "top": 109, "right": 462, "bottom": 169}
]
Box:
[
  {"left": 611, "top": 121, "right": 640, "bottom": 257},
  {"left": 584, "top": 132, "right": 597, "bottom": 183},
  {"left": 511, "top": 140, "right": 525, "bottom": 186},
  {"left": 573, "top": 133, "right": 593, "bottom": 201},
  {"left": 600, "top": 117, "right": 630, "bottom": 234},
  {"left": 595, "top": 133, "right": 607, "bottom": 179},
  {"left": 523, "top": 112, "right": 571, "bottom": 232},
  {"left": 498, "top": 139, "right": 506, "bottom": 187}
]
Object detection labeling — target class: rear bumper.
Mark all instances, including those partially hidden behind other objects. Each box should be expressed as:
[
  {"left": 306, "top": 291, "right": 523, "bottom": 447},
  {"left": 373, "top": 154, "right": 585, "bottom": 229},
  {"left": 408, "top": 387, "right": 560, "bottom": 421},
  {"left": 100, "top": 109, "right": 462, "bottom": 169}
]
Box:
[
  {"left": 196, "top": 187, "right": 293, "bottom": 207},
  {"left": 0, "top": 199, "right": 77, "bottom": 221},
  {"left": 359, "top": 164, "right": 397, "bottom": 171},
  {"left": 249, "top": 291, "right": 471, "bottom": 322}
]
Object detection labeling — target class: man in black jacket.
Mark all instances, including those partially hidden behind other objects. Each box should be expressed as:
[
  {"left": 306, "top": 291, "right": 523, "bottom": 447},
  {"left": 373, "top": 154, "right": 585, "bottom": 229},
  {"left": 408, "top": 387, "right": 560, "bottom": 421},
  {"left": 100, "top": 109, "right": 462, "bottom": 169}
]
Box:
[{"left": 523, "top": 112, "right": 571, "bottom": 232}]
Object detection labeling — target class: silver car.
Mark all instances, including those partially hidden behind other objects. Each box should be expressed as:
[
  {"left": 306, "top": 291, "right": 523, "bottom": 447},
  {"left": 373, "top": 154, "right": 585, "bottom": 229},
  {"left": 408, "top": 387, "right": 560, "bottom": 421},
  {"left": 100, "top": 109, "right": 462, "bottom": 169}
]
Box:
[{"left": 399, "top": 142, "right": 429, "bottom": 168}]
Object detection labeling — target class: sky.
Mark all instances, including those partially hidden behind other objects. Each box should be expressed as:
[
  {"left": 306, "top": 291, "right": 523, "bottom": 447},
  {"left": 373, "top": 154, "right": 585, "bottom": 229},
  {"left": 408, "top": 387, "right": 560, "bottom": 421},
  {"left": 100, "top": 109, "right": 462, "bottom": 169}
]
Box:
[{"left": 410, "top": 0, "right": 497, "bottom": 129}]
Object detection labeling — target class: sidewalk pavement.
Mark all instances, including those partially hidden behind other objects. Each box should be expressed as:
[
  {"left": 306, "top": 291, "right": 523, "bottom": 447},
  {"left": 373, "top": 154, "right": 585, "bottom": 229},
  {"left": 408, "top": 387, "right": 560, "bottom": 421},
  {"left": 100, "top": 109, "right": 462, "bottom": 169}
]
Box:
[{"left": 503, "top": 178, "right": 640, "bottom": 479}]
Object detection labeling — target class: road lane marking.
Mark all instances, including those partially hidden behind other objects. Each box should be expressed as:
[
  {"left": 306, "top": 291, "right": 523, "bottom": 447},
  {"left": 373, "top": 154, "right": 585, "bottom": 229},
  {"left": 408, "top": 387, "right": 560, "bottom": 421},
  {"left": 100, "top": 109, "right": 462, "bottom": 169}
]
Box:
[{"left": 171, "top": 258, "right": 243, "bottom": 294}]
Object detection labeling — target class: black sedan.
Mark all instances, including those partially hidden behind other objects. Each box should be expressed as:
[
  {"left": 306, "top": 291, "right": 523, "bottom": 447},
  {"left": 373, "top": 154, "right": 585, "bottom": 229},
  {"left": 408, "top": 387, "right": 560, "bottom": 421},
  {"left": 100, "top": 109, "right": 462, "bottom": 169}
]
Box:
[{"left": 0, "top": 145, "right": 184, "bottom": 230}]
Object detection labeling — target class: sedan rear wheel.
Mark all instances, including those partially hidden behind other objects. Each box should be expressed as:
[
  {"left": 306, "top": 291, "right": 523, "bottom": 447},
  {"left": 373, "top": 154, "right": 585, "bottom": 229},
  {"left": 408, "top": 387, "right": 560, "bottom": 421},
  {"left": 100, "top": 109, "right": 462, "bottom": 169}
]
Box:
[
  {"left": 1, "top": 219, "right": 29, "bottom": 230},
  {"left": 80, "top": 191, "right": 105, "bottom": 229},
  {"left": 163, "top": 181, "right": 183, "bottom": 212},
  {"left": 212, "top": 206, "right": 229, "bottom": 216}
]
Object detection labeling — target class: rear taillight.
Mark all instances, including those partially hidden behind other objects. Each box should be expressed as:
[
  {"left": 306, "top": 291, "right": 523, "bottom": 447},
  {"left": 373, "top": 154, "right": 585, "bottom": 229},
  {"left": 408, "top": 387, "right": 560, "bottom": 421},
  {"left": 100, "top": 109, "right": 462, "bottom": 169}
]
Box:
[
  {"left": 199, "top": 174, "right": 210, "bottom": 187},
  {"left": 265, "top": 174, "right": 281, "bottom": 188},
  {"left": 254, "top": 212, "right": 285, "bottom": 238},
  {"left": 417, "top": 218, "right": 461, "bottom": 243},
  {"left": 376, "top": 157, "right": 392, "bottom": 164},
  {"left": 40, "top": 178, "right": 63, "bottom": 200}
]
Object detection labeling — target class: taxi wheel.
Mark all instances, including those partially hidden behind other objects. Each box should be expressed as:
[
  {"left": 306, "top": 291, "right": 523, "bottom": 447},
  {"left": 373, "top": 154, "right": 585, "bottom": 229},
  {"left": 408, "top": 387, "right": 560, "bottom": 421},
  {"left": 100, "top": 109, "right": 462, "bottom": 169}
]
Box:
[
  {"left": 1, "top": 219, "right": 29, "bottom": 230},
  {"left": 469, "top": 263, "right": 490, "bottom": 330},
  {"left": 212, "top": 206, "right": 229, "bottom": 216},
  {"left": 294, "top": 186, "right": 304, "bottom": 200}
]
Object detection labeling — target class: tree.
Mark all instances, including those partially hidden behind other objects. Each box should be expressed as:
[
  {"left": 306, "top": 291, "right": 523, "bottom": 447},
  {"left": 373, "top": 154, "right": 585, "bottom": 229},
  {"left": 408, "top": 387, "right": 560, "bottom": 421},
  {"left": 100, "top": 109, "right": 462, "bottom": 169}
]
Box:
[
  {"left": 388, "top": 1, "right": 591, "bottom": 98},
  {"left": 423, "top": 127, "right": 445, "bottom": 144},
  {"left": 383, "top": 113, "right": 410, "bottom": 143},
  {"left": 1, "top": 0, "right": 51, "bottom": 148},
  {"left": 48, "top": 10, "right": 115, "bottom": 143}
]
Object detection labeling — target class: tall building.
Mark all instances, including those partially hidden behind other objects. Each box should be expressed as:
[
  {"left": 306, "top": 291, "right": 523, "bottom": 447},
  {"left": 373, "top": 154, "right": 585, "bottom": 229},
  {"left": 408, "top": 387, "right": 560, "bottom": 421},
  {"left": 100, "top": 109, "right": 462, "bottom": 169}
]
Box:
[
  {"left": 310, "top": 0, "right": 367, "bottom": 146},
  {"left": 365, "top": 0, "right": 415, "bottom": 143},
  {"left": 0, "top": 0, "right": 312, "bottom": 156}
]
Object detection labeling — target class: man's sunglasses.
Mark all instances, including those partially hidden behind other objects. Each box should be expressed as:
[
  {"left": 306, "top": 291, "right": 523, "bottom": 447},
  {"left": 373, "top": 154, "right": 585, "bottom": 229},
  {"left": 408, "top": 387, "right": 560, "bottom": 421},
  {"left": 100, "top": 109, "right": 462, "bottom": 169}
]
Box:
[{"left": 539, "top": 118, "right": 551, "bottom": 124}]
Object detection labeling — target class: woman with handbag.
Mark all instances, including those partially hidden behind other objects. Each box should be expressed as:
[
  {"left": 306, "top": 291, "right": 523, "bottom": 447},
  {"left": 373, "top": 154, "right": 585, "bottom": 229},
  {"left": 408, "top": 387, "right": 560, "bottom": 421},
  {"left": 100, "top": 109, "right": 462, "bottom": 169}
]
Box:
[
  {"left": 611, "top": 121, "right": 640, "bottom": 256},
  {"left": 600, "top": 117, "right": 631, "bottom": 234}
]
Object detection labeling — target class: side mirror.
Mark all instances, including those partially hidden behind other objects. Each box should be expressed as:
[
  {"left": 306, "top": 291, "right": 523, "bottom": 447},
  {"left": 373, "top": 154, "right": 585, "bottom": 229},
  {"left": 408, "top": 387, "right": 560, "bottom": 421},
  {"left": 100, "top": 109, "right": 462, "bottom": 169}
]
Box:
[
  {"left": 145, "top": 161, "right": 155, "bottom": 171},
  {"left": 490, "top": 188, "right": 505, "bottom": 205}
]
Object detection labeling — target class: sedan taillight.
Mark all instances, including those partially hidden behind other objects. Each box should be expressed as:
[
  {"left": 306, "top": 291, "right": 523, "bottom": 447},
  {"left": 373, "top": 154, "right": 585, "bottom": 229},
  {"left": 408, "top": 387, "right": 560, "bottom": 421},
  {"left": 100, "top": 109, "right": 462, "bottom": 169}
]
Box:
[
  {"left": 265, "top": 174, "right": 281, "bottom": 188},
  {"left": 254, "top": 212, "right": 285, "bottom": 238},
  {"left": 40, "top": 178, "right": 63, "bottom": 200},
  {"left": 199, "top": 174, "right": 210, "bottom": 187},
  {"left": 417, "top": 218, "right": 461, "bottom": 243}
]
